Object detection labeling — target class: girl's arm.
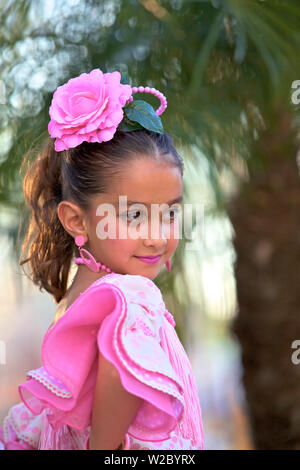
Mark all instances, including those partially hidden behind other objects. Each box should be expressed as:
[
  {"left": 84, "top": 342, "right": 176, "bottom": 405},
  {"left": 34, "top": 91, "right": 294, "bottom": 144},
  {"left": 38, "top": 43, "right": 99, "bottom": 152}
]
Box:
[{"left": 88, "top": 348, "right": 143, "bottom": 450}]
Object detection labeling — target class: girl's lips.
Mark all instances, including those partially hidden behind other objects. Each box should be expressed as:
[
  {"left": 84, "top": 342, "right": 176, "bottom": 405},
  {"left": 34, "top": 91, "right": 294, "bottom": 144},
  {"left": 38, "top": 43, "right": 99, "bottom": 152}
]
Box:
[
  {"left": 135, "top": 255, "right": 162, "bottom": 264},
  {"left": 136, "top": 255, "right": 162, "bottom": 259}
]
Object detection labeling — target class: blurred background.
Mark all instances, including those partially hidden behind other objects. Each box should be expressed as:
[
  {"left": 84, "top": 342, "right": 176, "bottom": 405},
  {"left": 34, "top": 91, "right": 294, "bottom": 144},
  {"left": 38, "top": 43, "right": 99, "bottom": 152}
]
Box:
[{"left": 0, "top": 0, "right": 300, "bottom": 450}]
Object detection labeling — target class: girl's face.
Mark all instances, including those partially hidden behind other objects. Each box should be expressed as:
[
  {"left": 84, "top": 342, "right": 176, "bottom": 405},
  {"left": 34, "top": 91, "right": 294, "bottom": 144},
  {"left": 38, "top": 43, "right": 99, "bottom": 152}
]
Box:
[{"left": 86, "top": 157, "right": 183, "bottom": 280}]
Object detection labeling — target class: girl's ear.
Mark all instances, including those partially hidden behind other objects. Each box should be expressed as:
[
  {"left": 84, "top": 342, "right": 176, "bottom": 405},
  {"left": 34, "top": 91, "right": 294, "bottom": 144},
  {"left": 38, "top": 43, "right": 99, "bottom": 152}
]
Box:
[{"left": 57, "top": 201, "right": 87, "bottom": 240}]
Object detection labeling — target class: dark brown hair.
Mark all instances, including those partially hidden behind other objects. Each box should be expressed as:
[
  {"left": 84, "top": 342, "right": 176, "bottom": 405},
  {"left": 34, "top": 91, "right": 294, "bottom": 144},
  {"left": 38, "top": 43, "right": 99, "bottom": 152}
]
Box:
[{"left": 19, "top": 129, "right": 184, "bottom": 304}]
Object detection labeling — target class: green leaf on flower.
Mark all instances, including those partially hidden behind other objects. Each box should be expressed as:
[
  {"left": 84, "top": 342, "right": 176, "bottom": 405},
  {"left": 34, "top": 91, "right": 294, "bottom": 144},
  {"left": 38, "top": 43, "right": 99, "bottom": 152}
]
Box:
[
  {"left": 124, "top": 100, "right": 164, "bottom": 134},
  {"left": 118, "top": 117, "right": 144, "bottom": 132}
]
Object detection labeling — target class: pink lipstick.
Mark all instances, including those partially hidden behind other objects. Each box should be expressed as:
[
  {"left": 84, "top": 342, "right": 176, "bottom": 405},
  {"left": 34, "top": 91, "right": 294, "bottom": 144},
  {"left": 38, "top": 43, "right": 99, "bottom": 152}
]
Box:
[{"left": 135, "top": 255, "right": 162, "bottom": 264}]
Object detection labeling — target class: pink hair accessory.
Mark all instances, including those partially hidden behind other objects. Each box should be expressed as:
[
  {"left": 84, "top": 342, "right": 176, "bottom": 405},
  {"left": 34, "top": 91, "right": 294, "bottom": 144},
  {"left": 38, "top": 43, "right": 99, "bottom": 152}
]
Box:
[
  {"left": 48, "top": 68, "right": 167, "bottom": 152},
  {"left": 127, "top": 86, "right": 167, "bottom": 116},
  {"left": 48, "top": 68, "right": 132, "bottom": 152}
]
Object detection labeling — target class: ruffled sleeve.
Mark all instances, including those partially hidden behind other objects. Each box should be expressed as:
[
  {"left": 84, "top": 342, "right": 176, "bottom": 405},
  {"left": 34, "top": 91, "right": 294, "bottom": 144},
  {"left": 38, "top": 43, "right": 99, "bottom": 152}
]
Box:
[{"left": 18, "top": 274, "right": 185, "bottom": 443}]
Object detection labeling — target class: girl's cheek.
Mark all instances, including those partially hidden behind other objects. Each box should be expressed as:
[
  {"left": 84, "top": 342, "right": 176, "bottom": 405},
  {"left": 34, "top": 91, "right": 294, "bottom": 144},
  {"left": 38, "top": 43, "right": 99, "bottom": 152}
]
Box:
[
  {"left": 167, "top": 223, "right": 180, "bottom": 250},
  {"left": 96, "top": 215, "right": 125, "bottom": 241},
  {"left": 105, "top": 216, "right": 180, "bottom": 246}
]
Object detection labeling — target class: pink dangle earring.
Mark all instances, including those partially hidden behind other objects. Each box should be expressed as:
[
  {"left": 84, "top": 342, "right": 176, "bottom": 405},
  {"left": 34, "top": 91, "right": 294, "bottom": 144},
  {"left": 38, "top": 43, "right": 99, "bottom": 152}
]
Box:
[
  {"left": 74, "top": 235, "right": 115, "bottom": 274},
  {"left": 165, "top": 259, "right": 171, "bottom": 272}
]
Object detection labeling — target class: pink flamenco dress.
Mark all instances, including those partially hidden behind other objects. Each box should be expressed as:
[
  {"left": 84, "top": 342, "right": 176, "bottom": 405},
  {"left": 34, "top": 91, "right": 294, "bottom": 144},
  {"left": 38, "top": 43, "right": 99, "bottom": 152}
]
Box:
[{"left": 0, "top": 273, "right": 205, "bottom": 450}]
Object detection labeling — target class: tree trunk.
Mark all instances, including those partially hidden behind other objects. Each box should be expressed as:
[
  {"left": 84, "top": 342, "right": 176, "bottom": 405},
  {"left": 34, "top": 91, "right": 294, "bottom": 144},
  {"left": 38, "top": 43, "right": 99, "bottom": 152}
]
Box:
[{"left": 228, "top": 104, "right": 300, "bottom": 449}]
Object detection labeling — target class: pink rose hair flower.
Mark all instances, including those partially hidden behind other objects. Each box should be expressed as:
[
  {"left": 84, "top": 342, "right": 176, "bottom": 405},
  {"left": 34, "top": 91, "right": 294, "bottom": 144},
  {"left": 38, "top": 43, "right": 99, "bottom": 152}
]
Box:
[{"left": 48, "top": 68, "right": 132, "bottom": 151}]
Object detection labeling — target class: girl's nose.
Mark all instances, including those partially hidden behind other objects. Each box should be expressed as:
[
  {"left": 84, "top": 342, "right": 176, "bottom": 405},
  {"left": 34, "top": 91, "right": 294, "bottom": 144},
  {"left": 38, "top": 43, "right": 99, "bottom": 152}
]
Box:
[{"left": 143, "top": 220, "right": 169, "bottom": 246}]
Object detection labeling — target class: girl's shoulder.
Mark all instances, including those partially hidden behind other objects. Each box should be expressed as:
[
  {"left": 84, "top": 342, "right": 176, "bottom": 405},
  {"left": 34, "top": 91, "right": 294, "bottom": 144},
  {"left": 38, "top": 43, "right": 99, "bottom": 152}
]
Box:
[
  {"left": 50, "top": 273, "right": 165, "bottom": 331},
  {"left": 82, "top": 272, "right": 169, "bottom": 335}
]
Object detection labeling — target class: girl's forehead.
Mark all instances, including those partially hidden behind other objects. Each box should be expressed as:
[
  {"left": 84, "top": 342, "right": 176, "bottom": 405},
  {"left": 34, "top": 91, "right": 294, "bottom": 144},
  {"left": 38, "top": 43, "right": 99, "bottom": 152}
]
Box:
[
  {"left": 117, "top": 160, "right": 182, "bottom": 185},
  {"left": 119, "top": 155, "right": 176, "bottom": 173},
  {"left": 90, "top": 160, "right": 183, "bottom": 209},
  {"left": 113, "top": 166, "right": 182, "bottom": 202}
]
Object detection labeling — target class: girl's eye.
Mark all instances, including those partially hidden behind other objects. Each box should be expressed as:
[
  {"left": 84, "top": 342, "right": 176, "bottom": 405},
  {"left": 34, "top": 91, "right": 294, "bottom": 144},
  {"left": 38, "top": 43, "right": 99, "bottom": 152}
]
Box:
[
  {"left": 165, "top": 208, "right": 180, "bottom": 220},
  {"left": 129, "top": 211, "right": 142, "bottom": 221},
  {"left": 120, "top": 207, "right": 180, "bottom": 222},
  {"left": 121, "top": 210, "right": 144, "bottom": 222}
]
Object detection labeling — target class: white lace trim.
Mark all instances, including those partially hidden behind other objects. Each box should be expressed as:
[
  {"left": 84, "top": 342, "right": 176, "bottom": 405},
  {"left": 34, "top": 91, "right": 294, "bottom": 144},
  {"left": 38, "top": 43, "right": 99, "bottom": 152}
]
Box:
[
  {"left": 3, "top": 414, "right": 12, "bottom": 443},
  {"left": 27, "top": 370, "right": 72, "bottom": 398}
]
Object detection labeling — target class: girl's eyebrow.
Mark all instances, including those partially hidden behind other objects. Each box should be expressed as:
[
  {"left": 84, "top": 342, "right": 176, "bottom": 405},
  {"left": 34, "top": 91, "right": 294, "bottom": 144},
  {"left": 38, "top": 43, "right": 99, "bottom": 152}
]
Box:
[{"left": 114, "top": 196, "right": 183, "bottom": 207}]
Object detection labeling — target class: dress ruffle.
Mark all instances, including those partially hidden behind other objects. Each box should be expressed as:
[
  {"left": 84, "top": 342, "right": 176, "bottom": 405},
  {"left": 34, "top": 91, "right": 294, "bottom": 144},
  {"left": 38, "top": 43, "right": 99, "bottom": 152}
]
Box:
[
  {"left": 17, "top": 274, "right": 185, "bottom": 444},
  {"left": 0, "top": 401, "right": 89, "bottom": 450}
]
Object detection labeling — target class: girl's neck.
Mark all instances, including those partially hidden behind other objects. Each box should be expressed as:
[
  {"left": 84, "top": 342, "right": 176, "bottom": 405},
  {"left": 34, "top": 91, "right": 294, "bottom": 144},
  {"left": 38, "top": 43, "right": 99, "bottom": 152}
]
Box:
[
  {"left": 71, "top": 264, "right": 113, "bottom": 292},
  {"left": 53, "top": 266, "right": 115, "bottom": 327}
]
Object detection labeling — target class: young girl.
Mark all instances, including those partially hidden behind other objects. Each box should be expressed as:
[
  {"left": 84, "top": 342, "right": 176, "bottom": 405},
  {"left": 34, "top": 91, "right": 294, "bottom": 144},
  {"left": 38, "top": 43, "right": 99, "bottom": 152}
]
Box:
[{"left": 0, "top": 68, "right": 205, "bottom": 451}]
